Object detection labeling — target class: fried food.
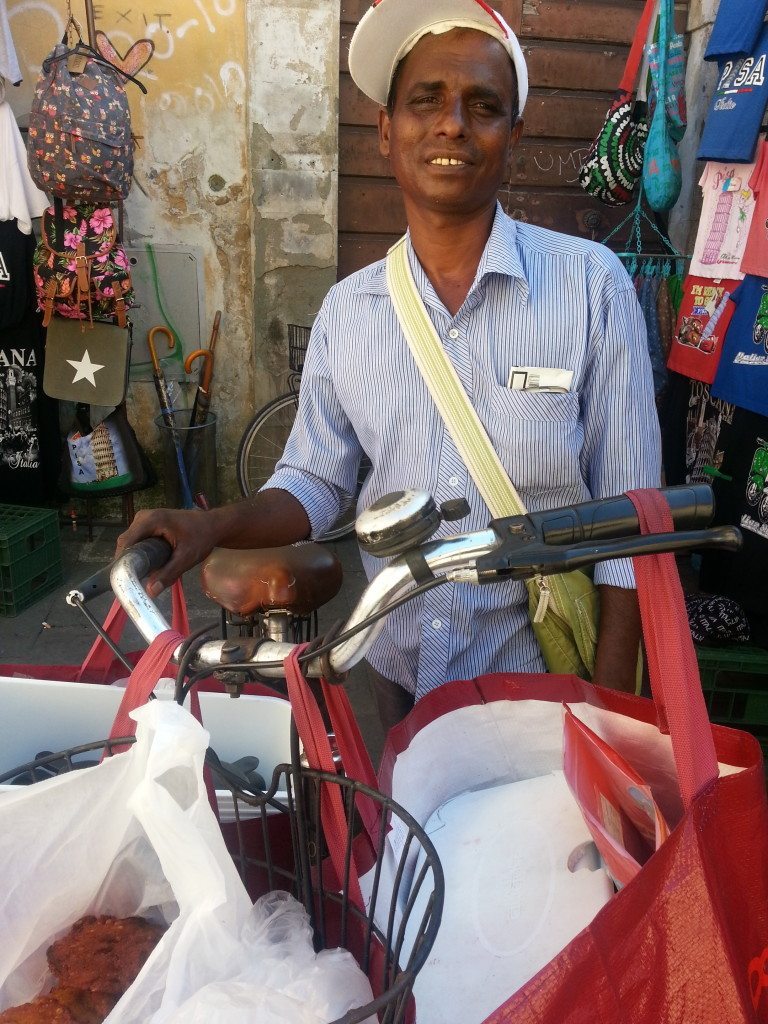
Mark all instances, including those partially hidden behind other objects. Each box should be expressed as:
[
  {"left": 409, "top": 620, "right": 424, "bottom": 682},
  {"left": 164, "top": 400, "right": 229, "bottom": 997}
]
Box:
[
  {"left": 46, "top": 915, "right": 165, "bottom": 995},
  {"left": 0, "top": 988, "right": 116, "bottom": 1024}
]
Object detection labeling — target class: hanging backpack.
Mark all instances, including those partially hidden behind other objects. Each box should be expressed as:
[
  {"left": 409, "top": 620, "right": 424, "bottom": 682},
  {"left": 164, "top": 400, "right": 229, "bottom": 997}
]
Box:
[
  {"left": 33, "top": 201, "right": 134, "bottom": 327},
  {"left": 26, "top": 40, "right": 140, "bottom": 202}
]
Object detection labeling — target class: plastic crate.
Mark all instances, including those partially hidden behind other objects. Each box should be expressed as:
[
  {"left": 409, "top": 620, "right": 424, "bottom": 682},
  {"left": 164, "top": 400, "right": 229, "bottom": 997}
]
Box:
[
  {"left": 696, "top": 644, "right": 768, "bottom": 759},
  {"left": 0, "top": 505, "right": 62, "bottom": 616}
]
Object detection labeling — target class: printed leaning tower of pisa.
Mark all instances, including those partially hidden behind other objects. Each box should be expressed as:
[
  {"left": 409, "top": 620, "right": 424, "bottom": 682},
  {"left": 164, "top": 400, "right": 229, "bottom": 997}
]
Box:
[{"left": 91, "top": 421, "right": 118, "bottom": 482}]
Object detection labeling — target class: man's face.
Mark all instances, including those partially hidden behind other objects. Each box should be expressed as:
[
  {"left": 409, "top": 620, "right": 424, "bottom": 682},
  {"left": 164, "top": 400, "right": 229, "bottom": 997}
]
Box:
[{"left": 378, "top": 28, "right": 522, "bottom": 221}]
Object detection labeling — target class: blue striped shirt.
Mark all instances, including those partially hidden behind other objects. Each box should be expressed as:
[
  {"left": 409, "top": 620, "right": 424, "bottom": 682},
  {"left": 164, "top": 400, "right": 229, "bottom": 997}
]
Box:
[{"left": 266, "top": 205, "right": 661, "bottom": 697}]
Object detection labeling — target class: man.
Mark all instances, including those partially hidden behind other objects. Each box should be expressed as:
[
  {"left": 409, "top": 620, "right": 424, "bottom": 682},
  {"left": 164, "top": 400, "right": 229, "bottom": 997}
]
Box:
[{"left": 118, "top": 0, "right": 660, "bottom": 729}]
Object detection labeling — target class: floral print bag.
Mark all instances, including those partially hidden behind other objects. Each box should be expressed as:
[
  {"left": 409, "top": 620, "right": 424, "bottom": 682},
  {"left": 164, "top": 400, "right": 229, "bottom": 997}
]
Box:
[
  {"left": 33, "top": 202, "right": 134, "bottom": 327},
  {"left": 27, "top": 42, "right": 134, "bottom": 202}
]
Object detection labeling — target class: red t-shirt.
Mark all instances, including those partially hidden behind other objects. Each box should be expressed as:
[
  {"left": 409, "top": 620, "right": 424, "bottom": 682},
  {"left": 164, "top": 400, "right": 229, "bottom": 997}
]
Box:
[
  {"left": 741, "top": 140, "right": 768, "bottom": 277},
  {"left": 666, "top": 275, "right": 738, "bottom": 383}
]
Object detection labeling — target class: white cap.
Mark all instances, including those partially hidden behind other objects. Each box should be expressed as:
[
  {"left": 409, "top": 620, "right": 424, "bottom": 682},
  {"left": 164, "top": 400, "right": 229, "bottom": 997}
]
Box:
[{"left": 348, "top": 0, "right": 528, "bottom": 114}]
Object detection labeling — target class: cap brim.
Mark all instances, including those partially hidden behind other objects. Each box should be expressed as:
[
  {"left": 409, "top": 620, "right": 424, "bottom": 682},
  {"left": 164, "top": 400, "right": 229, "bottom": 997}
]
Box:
[{"left": 348, "top": 0, "right": 528, "bottom": 112}]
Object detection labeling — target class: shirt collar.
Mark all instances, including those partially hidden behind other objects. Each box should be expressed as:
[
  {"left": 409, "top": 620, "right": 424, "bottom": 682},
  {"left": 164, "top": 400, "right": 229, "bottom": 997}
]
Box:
[{"left": 355, "top": 203, "right": 529, "bottom": 300}]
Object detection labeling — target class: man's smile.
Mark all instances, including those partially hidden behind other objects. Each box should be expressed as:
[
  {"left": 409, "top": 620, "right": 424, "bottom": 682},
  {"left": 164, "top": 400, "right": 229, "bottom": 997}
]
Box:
[{"left": 428, "top": 156, "right": 471, "bottom": 166}]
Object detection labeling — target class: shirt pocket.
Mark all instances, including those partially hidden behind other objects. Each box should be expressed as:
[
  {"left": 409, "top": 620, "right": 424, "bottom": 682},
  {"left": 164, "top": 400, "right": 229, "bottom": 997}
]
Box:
[{"left": 487, "top": 385, "right": 581, "bottom": 495}]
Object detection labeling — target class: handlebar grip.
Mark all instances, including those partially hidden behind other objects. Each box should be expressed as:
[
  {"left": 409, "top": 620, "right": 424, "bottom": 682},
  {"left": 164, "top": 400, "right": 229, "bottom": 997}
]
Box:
[
  {"left": 528, "top": 485, "right": 715, "bottom": 546},
  {"left": 70, "top": 538, "right": 174, "bottom": 605},
  {"left": 123, "top": 537, "right": 174, "bottom": 578}
]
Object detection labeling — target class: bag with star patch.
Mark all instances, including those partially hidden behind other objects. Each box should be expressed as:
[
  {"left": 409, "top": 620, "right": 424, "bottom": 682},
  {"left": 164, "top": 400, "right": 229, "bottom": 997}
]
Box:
[
  {"left": 61, "top": 402, "right": 156, "bottom": 496},
  {"left": 33, "top": 200, "right": 133, "bottom": 328},
  {"left": 43, "top": 316, "right": 130, "bottom": 406}
]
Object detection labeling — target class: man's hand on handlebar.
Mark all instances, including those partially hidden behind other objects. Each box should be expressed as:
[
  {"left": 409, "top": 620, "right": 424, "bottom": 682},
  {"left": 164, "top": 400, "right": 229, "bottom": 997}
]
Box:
[
  {"left": 116, "top": 507, "right": 218, "bottom": 597},
  {"left": 115, "top": 490, "right": 313, "bottom": 597}
]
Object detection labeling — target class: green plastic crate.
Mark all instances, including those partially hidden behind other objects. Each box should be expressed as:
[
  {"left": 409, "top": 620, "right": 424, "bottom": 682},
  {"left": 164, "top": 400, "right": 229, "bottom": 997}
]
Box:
[
  {"left": 0, "top": 505, "right": 63, "bottom": 616},
  {"left": 696, "top": 644, "right": 768, "bottom": 759}
]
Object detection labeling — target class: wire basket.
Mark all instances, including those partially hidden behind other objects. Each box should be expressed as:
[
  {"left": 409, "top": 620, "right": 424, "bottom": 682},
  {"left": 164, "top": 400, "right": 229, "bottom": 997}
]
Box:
[
  {"left": 0, "top": 736, "right": 444, "bottom": 1024},
  {"left": 288, "top": 323, "right": 312, "bottom": 374}
]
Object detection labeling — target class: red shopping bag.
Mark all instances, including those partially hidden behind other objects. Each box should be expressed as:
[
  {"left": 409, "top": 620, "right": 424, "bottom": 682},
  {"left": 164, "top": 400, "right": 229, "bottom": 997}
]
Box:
[{"left": 343, "top": 488, "right": 768, "bottom": 1024}]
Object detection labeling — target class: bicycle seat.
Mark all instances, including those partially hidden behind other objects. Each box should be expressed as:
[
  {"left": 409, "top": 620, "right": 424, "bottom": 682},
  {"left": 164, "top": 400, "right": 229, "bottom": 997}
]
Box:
[{"left": 200, "top": 544, "right": 343, "bottom": 617}]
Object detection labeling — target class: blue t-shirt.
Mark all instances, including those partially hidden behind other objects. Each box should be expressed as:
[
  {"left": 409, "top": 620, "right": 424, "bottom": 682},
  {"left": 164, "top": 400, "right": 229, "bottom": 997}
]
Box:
[
  {"left": 705, "top": 0, "right": 768, "bottom": 61},
  {"left": 698, "top": 23, "right": 768, "bottom": 162},
  {"left": 711, "top": 275, "right": 768, "bottom": 415}
]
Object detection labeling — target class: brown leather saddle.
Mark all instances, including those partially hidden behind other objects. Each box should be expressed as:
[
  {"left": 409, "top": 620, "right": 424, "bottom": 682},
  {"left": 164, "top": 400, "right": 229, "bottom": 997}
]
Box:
[{"left": 200, "top": 543, "right": 343, "bottom": 618}]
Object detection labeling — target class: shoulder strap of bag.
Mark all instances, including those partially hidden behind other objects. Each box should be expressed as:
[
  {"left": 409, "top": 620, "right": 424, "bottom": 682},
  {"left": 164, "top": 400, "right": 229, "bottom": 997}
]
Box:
[
  {"left": 386, "top": 236, "right": 526, "bottom": 519},
  {"left": 628, "top": 488, "right": 718, "bottom": 805},
  {"left": 620, "top": 0, "right": 660, "bottom": 94},
  {"left": 386, "top": 237, "right": 559, "bottom": 620}
]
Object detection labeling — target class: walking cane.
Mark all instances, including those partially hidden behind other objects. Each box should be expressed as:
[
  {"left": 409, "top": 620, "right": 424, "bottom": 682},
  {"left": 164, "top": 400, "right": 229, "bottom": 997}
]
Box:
[{"left": 147, "top": 326, "right": 194, "bottom": 510}]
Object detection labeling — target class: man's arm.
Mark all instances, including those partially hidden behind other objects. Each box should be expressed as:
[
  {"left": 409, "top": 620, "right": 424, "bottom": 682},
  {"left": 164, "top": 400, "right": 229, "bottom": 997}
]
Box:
[
  {"left": 592, "top": 584, "right": 642, "bottom": 692},
  {"left": 579, "top": 264, "right": 661, "bottom": 687},
  {"left": 115, "top": 488, "right": 311, "bottom": 597}
]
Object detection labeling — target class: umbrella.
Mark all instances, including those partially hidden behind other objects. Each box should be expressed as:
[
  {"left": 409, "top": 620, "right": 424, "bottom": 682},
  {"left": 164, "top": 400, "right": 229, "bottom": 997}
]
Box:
[
  {"left": 185, "top": 309, "right": 221, "bottom": 437},
  {"left": 147, "top": 325, "right": 194, "bottom": 509}
]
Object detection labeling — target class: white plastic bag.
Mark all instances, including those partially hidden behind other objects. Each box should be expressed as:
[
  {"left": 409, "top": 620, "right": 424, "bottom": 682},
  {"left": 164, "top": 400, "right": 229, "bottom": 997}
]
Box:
[
  {"left": 163, "top": 891, "right": 375, "bottom": 1024},
  {"left": 0, "top": 700, "right": 374, "bottom": 1023}
]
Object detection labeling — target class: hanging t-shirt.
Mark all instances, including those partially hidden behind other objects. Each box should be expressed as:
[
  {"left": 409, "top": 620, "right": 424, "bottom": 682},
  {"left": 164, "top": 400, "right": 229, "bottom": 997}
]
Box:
[
  {"left": 684, "top": 379, "right": 737, "bottom": 484},
  {"left": 0, "top": 221, "right": 60, "bottom": 504},
  {"left": 704, "top": 0, "right": 768, "bottom": 61},
  {"left": 740, "top": 139, "right": 768, "bottom": 277},
  {"left": 690, "top": 162, "right": 756, "bottom": 279},
  {"left": 711, "top": 275, "right": 768, "bottom": 416},
  {"left": 0, "top": 219, "right": 34, "bottom": 330},
  {"left": 0, "top": 308, "right": 61, "bottom": 504},
  {"left": 666, "top": 276, "right": 739, "bottom": 383},
  {"left": 697, "top": 24, "right": 768, "bottom": 163},
  {"left": 699, "top": 408, "right": 768, "bottom": 634}
]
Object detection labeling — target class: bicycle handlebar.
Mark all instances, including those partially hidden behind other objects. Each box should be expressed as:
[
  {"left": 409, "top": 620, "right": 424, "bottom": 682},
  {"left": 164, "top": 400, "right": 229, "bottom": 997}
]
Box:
[
  {"left": 75, "top": 486, "right": 741, "bottom": 679},
  {"left": 523, "top": 484, "right": 714, "bottom": 546}
]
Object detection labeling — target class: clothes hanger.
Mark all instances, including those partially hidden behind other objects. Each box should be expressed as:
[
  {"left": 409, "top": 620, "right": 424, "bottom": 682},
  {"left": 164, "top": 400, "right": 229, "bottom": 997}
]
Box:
[{"left": 44, "top": 0, "right": 148, "bottom": 93}]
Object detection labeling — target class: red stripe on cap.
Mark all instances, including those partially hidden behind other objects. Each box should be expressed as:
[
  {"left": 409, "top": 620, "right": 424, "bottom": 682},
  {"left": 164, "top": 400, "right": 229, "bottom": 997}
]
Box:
[{"left": 473, "top": 0, "right": 509, "bottom": 37}]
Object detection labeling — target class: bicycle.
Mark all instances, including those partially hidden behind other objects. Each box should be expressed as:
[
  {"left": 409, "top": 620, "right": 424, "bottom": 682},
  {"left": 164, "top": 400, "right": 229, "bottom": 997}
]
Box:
[
  {"left": 3, "top": 483, "right": 741, "bottom": 1023},
  {"left": 237, "top": 324, "right": 370, "bottom": 542}
]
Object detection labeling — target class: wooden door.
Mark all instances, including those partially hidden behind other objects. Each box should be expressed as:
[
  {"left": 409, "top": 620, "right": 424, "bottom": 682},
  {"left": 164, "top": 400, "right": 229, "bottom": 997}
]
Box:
[{"left": 338, "top": 0, "right": 686, "bottom": 280}]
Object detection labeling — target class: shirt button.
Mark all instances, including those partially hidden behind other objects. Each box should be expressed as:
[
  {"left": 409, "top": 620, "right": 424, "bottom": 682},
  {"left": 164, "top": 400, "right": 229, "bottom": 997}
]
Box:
[
  {"left": 431, "top": 618, "right": 442, "bottom": 630},
  {"left": 448, "top": 475, "right": 459, "bottom": 486},
  {"left": 448, "top": 328, "right": 459, "bottom": 339}
]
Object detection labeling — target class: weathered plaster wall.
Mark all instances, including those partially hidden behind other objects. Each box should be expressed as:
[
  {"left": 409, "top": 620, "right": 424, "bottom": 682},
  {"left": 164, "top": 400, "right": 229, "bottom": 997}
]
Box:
[
  {"left": 247, "top": 0, "right": 340, "bottom": 412},
  {"left": 7, "top": 0, "right": 340, "bottom": 503}
]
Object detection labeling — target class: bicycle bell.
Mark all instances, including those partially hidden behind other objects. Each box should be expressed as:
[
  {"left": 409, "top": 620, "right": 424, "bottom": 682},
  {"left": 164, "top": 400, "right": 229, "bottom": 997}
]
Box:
[{"left": 356, "top": 490, "right": 470, "bottom": 557}]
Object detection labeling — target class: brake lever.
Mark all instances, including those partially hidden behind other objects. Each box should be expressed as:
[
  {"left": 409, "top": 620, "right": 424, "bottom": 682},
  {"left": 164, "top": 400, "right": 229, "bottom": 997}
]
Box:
[{"left": 475, "top": 525, "right": 742, "bottom": 582}]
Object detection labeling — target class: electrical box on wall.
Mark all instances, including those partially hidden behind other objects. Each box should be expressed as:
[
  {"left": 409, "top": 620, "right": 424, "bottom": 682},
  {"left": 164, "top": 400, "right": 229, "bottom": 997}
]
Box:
[{"left": 125, "top": 245, "right": 206, "bottom": 381}]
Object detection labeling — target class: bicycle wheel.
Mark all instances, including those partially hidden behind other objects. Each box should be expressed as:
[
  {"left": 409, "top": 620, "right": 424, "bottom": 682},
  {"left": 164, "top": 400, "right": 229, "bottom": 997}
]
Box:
[{"left": 237, "top": 393, "right": 366, "bottom": 541}]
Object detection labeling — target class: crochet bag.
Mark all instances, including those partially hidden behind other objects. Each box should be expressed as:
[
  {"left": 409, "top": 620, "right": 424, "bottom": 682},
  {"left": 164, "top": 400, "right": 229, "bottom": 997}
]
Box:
[
  {"left": 578, "top": 0, "right": 657, "bottom": 206},
  {"left": 27, "top": 42, "right": 134, "bottom": 202},
  {"left": 33, "top": 202, "right": 133, "bottom": 327}
]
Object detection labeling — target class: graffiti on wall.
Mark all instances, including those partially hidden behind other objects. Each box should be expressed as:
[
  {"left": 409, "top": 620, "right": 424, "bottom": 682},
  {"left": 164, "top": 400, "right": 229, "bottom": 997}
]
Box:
[{"left": 8, "top": 1, "right": 245, "bottom": 117}]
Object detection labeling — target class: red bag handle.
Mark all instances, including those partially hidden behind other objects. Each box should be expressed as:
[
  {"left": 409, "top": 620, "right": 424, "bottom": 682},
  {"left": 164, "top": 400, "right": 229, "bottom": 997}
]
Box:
[
  {"left": 627, "top": 488, "right": 719, "bottom": 807},
  {"left": 619, "top": 0, "right": 658, "bottom": 94},
  {"left": 284, "top": 646, "right": 367, "bottom": 910},
  {"left": 106, "top": 628, "right": 184, "bottom": 753},
  {"left": 100, "top": 588, "right": 216, "bottom": 811},
  {"left": 77, "top": 579, "right": 189, "bottom": 683}
]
